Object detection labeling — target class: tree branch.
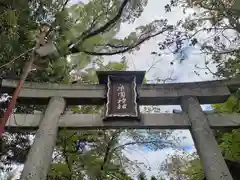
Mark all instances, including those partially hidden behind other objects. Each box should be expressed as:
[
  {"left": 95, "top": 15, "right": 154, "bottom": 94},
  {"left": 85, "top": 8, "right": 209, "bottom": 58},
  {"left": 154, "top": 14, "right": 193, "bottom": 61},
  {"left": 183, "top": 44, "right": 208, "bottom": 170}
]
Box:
[
  {"left": 0, "top": 48, "right": 34, "bottom": 70},
  {"left": 197, "top": 0, "right": 240, "bottom": 33},
  {"left": 46, "top": 0, "right": 70, "bottom": 38},
  {"left": 63, "top": 138, "right": 73, "bottom": 180},
  {"left": 68, "top": 0, "right": 130, "bottom": 53},
  {"left": 0, "top": 2, "right": 8, "bottom": 9},
  {"left": 82, "top": 27, "right": 172, "bottom": 56},
  {"left": 106, "top": 172, "right": 126, "bottom": 180},
  {"left": 111, "top": 140, "right": 175, "bottom": 154},
  {"left": 94, "top": 43, "right": 130, "bottom": 49},
  {"left": 99, "top": 130, "right": 122, "bottom": 180},
  {"left": 61, "top": 0, "right": 70, "bottom": 10},
  {"left": 83, "top": 0, "right": 129, "bottom": 40}
]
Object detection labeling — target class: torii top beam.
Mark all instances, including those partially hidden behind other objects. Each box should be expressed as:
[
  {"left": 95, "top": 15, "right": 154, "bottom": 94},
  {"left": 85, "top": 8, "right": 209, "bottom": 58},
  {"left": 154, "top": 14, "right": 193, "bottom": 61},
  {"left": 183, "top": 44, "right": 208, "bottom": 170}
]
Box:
[{"left": 1, "top": 77, "right": 240, "bottom": 106}]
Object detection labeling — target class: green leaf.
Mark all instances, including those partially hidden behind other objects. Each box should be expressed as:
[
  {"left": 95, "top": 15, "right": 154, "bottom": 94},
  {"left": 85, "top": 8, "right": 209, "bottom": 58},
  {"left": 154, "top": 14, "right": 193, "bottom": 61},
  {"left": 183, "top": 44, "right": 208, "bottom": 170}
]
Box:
[
  {"left": 69, "top": 54, "right": 91, "bottom": 69},
  {"left": 49, "top": 163, "right": 71, "bottom": 177},
  {"left": 71, "top": 135, "right": 78, "bottom": 141}
]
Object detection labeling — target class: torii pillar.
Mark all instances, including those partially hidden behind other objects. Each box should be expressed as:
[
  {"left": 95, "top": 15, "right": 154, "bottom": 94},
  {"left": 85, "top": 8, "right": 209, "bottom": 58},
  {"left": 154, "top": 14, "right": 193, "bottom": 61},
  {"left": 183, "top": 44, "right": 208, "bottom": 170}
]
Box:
[{"left": 20, "top": 97, "right": 65, "bottom": 180}]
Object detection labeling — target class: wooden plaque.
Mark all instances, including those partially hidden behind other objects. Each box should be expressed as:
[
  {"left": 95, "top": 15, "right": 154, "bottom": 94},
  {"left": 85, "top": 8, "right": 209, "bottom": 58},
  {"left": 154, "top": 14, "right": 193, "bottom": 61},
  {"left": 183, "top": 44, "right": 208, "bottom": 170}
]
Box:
[{"left": 105, "top": 75, "right": 139, "bottom": 119}]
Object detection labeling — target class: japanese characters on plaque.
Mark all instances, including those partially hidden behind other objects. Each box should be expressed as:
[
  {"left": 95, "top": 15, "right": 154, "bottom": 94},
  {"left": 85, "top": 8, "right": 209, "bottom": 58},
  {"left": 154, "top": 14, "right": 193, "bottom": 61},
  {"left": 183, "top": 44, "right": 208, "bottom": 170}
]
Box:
[
  {"left": 116, "top": 84, "right": 127, "bottom": 110},
  {"left": 105, "top": 75, "right": 139, "bottom": 119}
]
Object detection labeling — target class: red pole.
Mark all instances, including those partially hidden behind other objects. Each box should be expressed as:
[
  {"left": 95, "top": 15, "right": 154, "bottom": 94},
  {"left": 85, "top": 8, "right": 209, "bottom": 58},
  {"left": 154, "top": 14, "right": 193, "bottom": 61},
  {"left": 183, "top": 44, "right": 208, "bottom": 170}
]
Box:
[
  {"left": 0, "top": 79, "right": 24, "bottom": 136},
  {"left": 0, "top": 26, "right": 50, "bottom": 137},
  {"left": 0, "top": 54, "right": 35, "bottom": 137}
]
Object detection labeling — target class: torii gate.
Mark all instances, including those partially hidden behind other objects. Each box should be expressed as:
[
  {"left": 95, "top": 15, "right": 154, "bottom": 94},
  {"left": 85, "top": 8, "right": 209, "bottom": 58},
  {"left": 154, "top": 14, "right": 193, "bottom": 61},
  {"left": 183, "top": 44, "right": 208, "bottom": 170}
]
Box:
[{"left": 1, "top": 71, "right": 240, "bottom": 180}]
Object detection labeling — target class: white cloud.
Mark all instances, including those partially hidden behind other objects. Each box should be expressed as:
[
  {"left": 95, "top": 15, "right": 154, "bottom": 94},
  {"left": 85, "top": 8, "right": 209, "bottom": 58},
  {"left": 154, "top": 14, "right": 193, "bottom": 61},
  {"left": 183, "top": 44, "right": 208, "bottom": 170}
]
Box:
[{"left": 123, "top": 147, "right": 176, "bottom": 178}]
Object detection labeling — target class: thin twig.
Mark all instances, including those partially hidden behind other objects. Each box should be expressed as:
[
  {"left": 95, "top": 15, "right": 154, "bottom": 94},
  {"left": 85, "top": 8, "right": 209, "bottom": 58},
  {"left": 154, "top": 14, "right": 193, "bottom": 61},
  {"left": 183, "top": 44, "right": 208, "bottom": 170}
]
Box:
[
  {"left": 106, "top": 172, "right": 125, "bottom": 180},
  {"left": 111, "top": 140, "right": 175, "bottom": 153},
  {"left": 146, "top": 58, "right": 163, "bottom": 73},
  {"left": 0, "top": 48, "right": 34, "bottom": 69},
  {"left": 99, "top": 130, "right": 122, "bottom": 180}
]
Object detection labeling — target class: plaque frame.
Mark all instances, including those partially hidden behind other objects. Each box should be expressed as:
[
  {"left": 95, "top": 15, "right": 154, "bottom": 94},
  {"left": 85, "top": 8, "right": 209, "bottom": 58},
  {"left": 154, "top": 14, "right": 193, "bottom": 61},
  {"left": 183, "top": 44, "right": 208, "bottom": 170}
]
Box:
[{"left": 105, "top": 75, "right": 139, "bottom": 118}]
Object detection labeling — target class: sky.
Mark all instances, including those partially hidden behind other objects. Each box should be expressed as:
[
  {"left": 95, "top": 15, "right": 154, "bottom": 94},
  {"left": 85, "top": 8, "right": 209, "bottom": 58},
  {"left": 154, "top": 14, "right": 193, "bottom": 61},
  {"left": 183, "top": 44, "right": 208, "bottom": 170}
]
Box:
[{"left": 1, "top": 0, "right": 219, "bottom": 179}]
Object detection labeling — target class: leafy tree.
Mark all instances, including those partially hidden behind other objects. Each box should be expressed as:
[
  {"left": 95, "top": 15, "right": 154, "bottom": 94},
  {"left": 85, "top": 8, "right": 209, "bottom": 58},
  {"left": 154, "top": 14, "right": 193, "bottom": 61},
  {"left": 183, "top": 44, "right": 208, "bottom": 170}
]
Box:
[
  {"left": 137, "top": 172, "right": 148, "bottom": 180},
  {"left": 151, "top": 0, "right": 240, "bottom": 79},
  {"left": 49, "top": 118, "right": 175, "bottom": 179},
  {"left": 136, "top": 172, "right": 160, "bottom": 180},
  {"left": 1, "top": 59, "right": 175, "bottom": 180},
  {"left": 160, "top": 151, "right": 190, "bottom": 180},
  {"left": 150, "top": 176, "right": 158, "bottom": 180},
  {"left": 219, "top": 129, "right": 240, "bottom": 161},
  {"left": 0, "top": 1, "right": 198, "bottom": 179},
  {"left": 0, "top": 0, "right": 175, "bottom": 179},
  {"left": 160, "top": 151, "right": 204, "bottom": 180},
  {"left": 213, "top": 92, "right": 240, "bottom": 162},
  {"left": 0, "top": 0, "right": 174, "bottom": 82}
]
